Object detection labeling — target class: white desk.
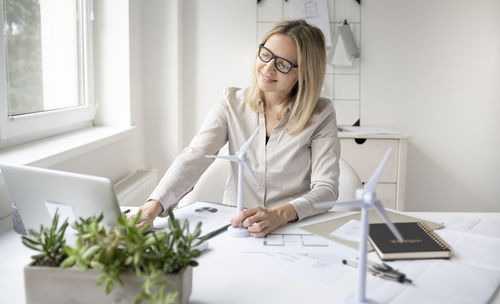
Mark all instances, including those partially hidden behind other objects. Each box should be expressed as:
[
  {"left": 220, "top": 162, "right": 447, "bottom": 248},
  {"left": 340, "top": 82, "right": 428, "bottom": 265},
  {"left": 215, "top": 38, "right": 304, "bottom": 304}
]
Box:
[{"left": 1, "top": 211, "right": 499, "bottom": 304}]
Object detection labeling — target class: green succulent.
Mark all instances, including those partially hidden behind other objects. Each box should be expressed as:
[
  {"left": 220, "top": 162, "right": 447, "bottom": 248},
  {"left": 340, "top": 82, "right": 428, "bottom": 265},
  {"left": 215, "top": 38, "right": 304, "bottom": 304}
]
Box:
[
  {"left": 22, "top": 207, "right": 204, "bottom": 304},
  {"left": 60, "top": 207, "right": 205, "bottom": 304},
  {"left": 21, "top": 211, "right": 69, "bottom": 267}
]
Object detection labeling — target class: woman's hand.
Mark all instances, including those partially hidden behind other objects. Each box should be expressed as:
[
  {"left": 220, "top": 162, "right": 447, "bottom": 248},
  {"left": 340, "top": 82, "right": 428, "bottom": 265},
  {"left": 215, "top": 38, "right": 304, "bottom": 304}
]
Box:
[
  {"left": 128, "top": 199, "right": 164, "bottom": 228},
  {"left": 230, "top": 204, "right": 298, "bottom": 238}
]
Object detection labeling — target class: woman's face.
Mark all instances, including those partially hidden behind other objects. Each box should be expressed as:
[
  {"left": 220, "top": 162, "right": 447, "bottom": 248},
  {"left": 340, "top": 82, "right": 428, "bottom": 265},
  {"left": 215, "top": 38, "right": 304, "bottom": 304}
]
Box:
[{"left": 256, "top": 34, "right": 299, "bottom": 101}]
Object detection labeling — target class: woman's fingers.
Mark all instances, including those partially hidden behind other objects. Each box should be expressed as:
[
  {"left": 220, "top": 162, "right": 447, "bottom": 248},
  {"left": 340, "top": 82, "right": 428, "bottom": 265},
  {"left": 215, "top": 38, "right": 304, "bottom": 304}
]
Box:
[
  {"left": 242, "top": 213, "right": 263, "bottom": 228},
  {"left": 127, "top": 200, "right": 163, "bottom": 228},
  {"left": 231, "top": 206, "right": 260, "bottom": 227},
  {"left": 230, "top": 205, "right": 288, "bottom": 237},
  {"left": 250, "top": 226, "right": 273, "bottom": 238},
  {"left": 247, "top": 220, "right": 268, "bottom": 232}
]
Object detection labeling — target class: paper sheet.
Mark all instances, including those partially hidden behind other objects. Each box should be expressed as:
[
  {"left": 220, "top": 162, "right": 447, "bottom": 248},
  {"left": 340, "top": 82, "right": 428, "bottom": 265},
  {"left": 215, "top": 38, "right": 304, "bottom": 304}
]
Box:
[
  {"left": 452, "top": 233, "right": 500, "bottom": 271},
  {"left": 389, "top": 288, "right": 469, "bottom": 304},
  {"left": 153, "top": 201, "right": 235, "bottom": 236},
  {"left": 329, "top": 219, "right": 361, "bottom": 242},
  {"left": 436, "top": 217, "right": 500, "bottom": 270},
  {"left": 228, "top": 234, "right": 333, "bottom": 254},
  {"left": 240, "top": 251, "right": 347, "bottom": 285},
  {"left": 469, "top": 219, "right": 500, "bottom": 238},
  {"left": 434, "top": 229, "right": 464, "bottom": 246},
  {"left": 370, "top": 260, "right": 500, "bottom": 304},
  {"left": 288, "top": 0, "right": 332, "bottom": 47},
  {"left": 409, "top": 261, "right": 500, "bottom": 303},
  {"left": 211, "top": 231, "right": 350, "bottom": 285},
  {"left": 443, "top": 216, "right": 481, "bottom": 232}
]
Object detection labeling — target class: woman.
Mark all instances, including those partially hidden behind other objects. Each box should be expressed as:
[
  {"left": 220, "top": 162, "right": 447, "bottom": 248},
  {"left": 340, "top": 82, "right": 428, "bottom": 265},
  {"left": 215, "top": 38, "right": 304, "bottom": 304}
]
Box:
[{"left": 134, "top": 19, "right": 340, "bottom": 238}]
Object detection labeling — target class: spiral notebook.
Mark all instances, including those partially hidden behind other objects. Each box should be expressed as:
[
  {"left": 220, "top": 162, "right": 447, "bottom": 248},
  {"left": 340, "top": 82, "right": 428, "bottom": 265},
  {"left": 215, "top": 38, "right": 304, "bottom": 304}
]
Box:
[{"left": 369, "top": 222, "right": 453, "bottom": 260}]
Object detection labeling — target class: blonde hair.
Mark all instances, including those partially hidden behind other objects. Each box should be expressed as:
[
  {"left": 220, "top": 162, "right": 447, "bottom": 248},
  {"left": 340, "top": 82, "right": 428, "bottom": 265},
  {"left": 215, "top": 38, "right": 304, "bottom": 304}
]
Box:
[{"left": 247, "top": 20, "right": 326, "bottom": 135}]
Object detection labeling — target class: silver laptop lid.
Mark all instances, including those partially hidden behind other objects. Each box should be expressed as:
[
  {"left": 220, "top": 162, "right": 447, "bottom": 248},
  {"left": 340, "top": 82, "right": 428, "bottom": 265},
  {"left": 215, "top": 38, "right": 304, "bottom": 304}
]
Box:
[{"left": 0, "top": 163, "right": 121, "bottom": 231}]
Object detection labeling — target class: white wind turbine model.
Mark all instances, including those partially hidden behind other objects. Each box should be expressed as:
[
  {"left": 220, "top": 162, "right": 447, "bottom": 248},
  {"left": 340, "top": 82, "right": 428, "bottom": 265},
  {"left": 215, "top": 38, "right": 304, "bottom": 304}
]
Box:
[
  {"left": 316, "top": 148, "right": 404, "bottom": 304},
  {"left": 205, "top": 126, "right": 260, "bottom": 237}
]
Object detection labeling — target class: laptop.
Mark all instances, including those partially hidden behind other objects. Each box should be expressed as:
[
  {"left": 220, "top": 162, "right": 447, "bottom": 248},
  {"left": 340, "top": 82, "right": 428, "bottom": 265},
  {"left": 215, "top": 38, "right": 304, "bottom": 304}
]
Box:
[{"left": 0, "top": 163, "right": 121, "bottom": 232}]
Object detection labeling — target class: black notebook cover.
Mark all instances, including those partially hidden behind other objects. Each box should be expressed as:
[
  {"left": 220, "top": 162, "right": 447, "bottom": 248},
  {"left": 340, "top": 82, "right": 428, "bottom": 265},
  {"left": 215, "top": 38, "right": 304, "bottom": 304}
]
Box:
[{"left": 368, "top": 222, "right": 452, "bottom": 260}]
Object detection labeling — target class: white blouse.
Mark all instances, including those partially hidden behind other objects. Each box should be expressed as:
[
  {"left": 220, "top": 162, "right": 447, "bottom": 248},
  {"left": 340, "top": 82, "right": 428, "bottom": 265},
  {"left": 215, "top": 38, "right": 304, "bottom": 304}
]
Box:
[{"left": 149, "top": 87, "right": 340, "bottom": 220}]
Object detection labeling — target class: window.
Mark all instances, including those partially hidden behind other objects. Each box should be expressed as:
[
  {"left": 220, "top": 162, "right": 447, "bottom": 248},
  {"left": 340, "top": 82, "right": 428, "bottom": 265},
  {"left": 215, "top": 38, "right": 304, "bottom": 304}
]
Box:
[{"left": 0, "top": 0, "right": 94, "bottom": 147}]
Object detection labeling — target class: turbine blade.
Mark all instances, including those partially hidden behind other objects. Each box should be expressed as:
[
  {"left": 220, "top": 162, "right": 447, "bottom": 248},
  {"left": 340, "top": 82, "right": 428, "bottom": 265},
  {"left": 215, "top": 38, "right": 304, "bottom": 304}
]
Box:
[
  {"left": 315, "top": 199, "right": 364, "bottom": 209},
  {"left": 373, "top": 200, "right": 403, "bottom": 242},
  {"left": 205, "top": 155, "right": 239, "bottom": 162},
  {"left": 364, "top": 148, "right": 393, "bottom": 194},
  {"left": 243, "top": 158, "right": 259, "bottom": 187},
  {"left": 240, "top": 126, "right": 260, "bottom": 154}
]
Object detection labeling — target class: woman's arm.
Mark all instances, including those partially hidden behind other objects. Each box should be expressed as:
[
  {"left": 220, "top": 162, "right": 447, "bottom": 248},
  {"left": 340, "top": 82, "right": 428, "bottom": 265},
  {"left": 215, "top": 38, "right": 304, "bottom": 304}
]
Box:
[
  {"left": 288, "top": 104, "right": 340, "bottom": 220},
  {"left": 132, "top": 90, "right": 233, "bottom": 225}
]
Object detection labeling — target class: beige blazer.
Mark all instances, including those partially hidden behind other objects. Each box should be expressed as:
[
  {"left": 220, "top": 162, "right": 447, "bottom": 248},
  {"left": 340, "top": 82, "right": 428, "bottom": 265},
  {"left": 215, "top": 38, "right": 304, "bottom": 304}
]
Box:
[{"left": 150, "top": 87, "right": 340, "bottom": 220}]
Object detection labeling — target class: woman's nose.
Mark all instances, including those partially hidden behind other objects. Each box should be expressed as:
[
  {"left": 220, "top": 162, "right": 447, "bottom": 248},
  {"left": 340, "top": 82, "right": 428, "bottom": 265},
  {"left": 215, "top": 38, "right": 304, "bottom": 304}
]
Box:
[{"left": 263, "top": 59, "right": 276, "bottom": 72}]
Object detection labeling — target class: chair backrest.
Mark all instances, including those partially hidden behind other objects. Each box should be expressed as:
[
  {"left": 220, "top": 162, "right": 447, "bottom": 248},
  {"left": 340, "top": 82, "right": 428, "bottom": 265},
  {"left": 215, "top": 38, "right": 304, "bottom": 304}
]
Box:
[
  {"left": 177, "top": 156, "right": 362, "bottom": 208},
  {"left": 338, "top": 158, "right": 363, "bottom": 201},
  {"left": 336, "top": 158, "right": 363, "bottom": 211},
  {"left": 177, "top": 158, "right": 228, "bottom": 207}
]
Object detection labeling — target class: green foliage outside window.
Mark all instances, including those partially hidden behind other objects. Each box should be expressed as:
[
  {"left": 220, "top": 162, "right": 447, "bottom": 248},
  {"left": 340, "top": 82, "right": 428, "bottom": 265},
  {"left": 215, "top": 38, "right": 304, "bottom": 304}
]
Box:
[{"left": 4, "top": 0, "right": 44, "bottom": 116}]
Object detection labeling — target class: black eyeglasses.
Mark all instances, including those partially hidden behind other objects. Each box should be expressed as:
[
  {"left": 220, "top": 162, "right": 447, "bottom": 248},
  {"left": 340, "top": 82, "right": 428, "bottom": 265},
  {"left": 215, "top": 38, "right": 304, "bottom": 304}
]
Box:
[{"left": 258, "top": 44, "right": 298, "bottom": 74}]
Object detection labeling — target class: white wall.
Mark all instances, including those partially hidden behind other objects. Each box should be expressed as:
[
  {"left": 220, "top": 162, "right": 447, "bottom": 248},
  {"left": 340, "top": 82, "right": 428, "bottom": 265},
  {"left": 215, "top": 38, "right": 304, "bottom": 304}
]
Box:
[
  {"left": 142, "top": 0, "right": 256, "bottom": 174},
  {"left": 54, "top": 0, "right": 146, "bottom": 181},
  {"left": 181, "top": 0, "right": 256, "bottom": 141},
  {"left": 142, "top": 0, "right": 184, "bottom": 175},
  {"left": 361, "top": 0, "right": 500, "bottom": 211},
  {"left": 141, "top": 0, "right": 500, "bottom": 212}
]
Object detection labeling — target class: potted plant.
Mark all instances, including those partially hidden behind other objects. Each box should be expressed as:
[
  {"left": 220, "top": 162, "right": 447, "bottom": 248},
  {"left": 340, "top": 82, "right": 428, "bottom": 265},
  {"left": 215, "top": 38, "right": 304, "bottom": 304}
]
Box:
[{"left": 21, "top": 208, "right": 204, "bottom": 304}]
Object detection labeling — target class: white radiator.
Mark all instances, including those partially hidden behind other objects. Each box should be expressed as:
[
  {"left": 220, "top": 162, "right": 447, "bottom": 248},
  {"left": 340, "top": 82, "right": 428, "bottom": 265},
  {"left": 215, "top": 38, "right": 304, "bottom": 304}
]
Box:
[{"left": 114, "top": 168, "right": 158, "bottom": 207}]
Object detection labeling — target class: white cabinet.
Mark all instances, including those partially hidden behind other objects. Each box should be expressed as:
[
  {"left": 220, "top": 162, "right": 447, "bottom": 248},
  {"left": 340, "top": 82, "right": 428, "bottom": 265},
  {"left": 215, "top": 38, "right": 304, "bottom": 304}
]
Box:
[{"left": 338, "top": 128, "right": 411, "bottom": 210}]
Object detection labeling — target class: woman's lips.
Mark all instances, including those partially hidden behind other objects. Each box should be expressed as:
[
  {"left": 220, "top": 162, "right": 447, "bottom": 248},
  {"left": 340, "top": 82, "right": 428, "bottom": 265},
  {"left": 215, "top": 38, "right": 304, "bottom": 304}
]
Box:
[{"left": 261, "top": 73, "right": 276, "bottom": 83}]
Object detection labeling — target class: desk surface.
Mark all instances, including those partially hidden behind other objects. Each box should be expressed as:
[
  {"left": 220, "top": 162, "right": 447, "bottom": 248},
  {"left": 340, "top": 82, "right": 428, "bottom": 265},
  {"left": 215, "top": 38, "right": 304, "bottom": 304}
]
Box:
[{"left": 1, "top": 211, "right": 499, "bottom": 304}]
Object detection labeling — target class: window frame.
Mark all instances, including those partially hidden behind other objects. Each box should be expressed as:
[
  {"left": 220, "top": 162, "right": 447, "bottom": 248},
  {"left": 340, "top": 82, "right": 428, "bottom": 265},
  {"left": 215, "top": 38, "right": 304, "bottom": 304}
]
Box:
[{"left": 0, "top": 0, "right": 95, "bottom": 147}]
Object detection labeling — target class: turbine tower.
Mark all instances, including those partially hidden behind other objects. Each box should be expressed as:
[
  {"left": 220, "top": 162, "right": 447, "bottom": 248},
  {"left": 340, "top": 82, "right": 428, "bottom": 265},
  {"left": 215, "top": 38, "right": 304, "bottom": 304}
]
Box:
[
  {"left": 316, "top": 148, "right": 404, "bottom": 303},
  {"left": 205, "top": 126, "right": 260, "bottom": 237}
]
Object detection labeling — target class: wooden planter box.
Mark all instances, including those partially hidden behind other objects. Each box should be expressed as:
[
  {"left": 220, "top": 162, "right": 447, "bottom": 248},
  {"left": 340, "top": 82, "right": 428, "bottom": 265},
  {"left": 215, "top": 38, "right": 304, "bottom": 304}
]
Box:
[{"left": 24, "top": 264, "right": 192, "bottom": 304}]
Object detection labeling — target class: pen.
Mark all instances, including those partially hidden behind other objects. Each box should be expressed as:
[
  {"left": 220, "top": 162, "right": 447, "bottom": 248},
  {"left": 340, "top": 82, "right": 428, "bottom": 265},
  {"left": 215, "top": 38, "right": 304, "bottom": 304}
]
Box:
[
  {"left": 200, "top": 224, "right": 230, "bottom": 240},
  {"left": 342, "top": 259, "right": 412, "bottom": 284}
]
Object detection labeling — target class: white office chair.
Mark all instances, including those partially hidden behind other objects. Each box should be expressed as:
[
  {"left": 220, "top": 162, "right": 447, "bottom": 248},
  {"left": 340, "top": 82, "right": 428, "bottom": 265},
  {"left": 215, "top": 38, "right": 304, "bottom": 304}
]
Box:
[
  {"left": 177, "top": 158, "right": 229, "bottom": 207},
  {"left": 336, "top": 157, "right": 363, "bottom": 210},
  {"left": 178, "top": 156, "right": 362, "bottom": 209}
]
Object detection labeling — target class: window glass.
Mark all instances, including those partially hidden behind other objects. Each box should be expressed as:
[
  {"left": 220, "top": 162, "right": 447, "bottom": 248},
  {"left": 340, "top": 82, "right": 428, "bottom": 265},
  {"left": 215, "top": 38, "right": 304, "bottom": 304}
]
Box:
[{"left": 4, "top": 0, "right": 81, "bottom": 117}]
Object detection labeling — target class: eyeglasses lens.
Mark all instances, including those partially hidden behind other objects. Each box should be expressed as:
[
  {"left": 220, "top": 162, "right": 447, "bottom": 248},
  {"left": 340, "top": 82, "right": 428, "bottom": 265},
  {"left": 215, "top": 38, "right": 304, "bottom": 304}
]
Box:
[{"left": 258, "top": 46, "right": 292, "bottom": 74}]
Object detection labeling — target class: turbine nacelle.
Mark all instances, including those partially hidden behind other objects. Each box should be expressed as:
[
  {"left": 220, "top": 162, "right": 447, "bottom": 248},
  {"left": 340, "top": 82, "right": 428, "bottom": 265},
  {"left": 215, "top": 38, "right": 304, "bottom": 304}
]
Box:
[
  {"left": 236, "top": 151, "right": 246, "bottom": 161},
  {"left": 356, "top": 189, "right": 376, "bottom": 204}
]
